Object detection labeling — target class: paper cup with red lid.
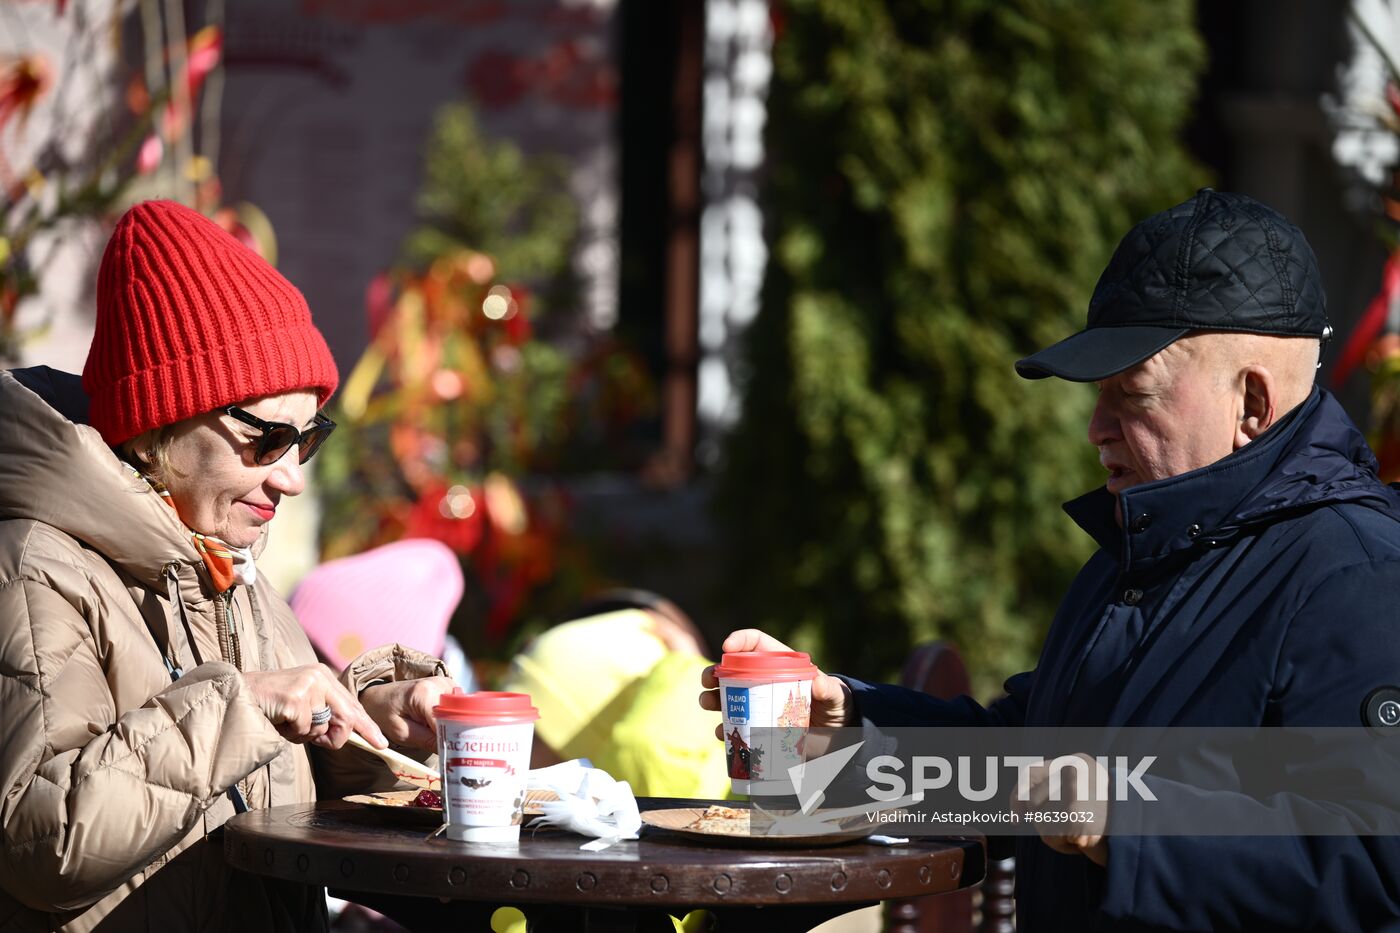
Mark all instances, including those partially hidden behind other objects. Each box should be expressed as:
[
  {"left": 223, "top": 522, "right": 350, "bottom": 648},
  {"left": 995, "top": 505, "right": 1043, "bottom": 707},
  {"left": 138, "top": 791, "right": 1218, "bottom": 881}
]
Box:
[
  {"left": 713, "top": 651, "right": 818, "bottom": 796},
  {"left": 433, "top": 690, "right": 539, "bottom": 842}
]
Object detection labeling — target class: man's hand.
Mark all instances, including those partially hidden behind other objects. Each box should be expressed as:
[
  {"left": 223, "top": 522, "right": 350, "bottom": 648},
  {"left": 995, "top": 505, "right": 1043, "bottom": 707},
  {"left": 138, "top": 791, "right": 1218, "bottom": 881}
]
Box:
[
  {"left": 1012, "top": 752, "right": 1109, "bottom": 867},
  {"left": 359, "top": 676, "right": 458, "bottom": 751},
  {"left": 243, "top": 664, "right": 387, "bottom": 751},
  {"left": 698, "top": 629, "right": 857, "bottom": 737}
]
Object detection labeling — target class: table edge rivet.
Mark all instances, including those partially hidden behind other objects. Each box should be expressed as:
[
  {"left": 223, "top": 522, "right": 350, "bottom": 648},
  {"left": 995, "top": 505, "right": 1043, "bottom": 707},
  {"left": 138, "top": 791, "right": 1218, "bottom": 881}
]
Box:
[
  {"left": 831, "top": 871, "right": 848, "bottom": 892},
  {"left": 296, "top": 854, "right": 309, "bottom": 873},
  {"left": 713, "top": 873, "right": 732, "bottom": 894},
  {"left": 510, "top": 869, "right": 530, "bottom": 888},
  {"left": 651, "top": 874, "right": 670, "bottom": 894},
  {"left": 774, "top": 872, "right": 793, "bottom": 894}
]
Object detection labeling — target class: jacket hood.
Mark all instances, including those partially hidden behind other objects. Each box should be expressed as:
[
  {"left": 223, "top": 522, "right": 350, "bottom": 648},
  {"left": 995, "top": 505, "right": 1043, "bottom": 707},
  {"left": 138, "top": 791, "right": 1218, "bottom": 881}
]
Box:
[
  {"left": 0, "top": 366, "right": 207, "bottom": 592},
  {"left": 1067, "top": 387, "right": 1400, "bottom": 570}
]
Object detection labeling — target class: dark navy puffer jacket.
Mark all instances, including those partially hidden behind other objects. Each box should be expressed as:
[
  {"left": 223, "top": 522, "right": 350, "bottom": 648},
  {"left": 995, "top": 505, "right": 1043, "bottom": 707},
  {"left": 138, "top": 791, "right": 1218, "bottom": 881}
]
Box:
[{"left": 846, "top": 386, "right": 1400, "bottom": 931}]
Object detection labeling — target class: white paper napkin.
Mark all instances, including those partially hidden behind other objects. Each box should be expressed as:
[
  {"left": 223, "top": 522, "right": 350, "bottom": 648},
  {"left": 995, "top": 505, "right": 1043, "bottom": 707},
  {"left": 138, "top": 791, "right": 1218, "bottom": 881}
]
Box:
[{"left": 528, "top": 760, "right": 642, "bottom": 851}]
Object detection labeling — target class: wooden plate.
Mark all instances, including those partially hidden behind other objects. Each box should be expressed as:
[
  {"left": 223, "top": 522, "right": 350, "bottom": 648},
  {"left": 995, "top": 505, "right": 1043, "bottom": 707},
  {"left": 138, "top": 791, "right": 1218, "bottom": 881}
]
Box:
[
  {"left": 343, "top": 788, "right": 561, "bottom": 824},
  {"left": 640, "top": 806, "right": 873, "bottom": 848}
]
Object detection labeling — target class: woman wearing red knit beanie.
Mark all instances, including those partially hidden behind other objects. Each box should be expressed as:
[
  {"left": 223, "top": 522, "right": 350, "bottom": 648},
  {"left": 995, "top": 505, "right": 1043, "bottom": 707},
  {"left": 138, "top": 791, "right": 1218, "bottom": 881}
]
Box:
[{"left": 0, "top": 201, "right": 458, "bottom": 931}]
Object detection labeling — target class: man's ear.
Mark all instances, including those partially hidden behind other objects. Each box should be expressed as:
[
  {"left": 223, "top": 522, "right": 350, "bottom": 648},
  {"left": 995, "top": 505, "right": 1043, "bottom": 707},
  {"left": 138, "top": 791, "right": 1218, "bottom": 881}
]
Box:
[{"left": 1235, "top": 366, "right": 1277, "bottom": 449}]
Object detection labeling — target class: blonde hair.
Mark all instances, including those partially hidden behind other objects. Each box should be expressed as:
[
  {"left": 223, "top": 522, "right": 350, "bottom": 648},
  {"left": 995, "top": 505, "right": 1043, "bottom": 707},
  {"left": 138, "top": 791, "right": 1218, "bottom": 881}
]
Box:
[{"left": 120, "top": 424, "right": 182, "bottom": 482}]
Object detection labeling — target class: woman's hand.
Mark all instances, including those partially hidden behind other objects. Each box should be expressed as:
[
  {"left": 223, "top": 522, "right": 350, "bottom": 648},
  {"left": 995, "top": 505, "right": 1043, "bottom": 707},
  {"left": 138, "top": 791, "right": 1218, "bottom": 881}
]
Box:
[
  {"left": 359, "top": 676, "right": 458, "bottom": 751},
  {"left": 242, "top": 665, "right": 387, "bottom": 750},
  {"left": 698, "top": 629, "right": 857, "bottom": 736}
]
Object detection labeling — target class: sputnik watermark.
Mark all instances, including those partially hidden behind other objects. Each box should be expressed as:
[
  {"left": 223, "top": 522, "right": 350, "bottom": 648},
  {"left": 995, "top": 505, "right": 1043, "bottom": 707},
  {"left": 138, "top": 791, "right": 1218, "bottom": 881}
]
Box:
[
  {"left": 765, "top": 741, "right": 926, "bottom": 836},
  {"left": 745, "top": 726, "right": 1400, "bottom": 837},
  {"left": 868, "top": 754, "right": 1158, "bottom": 803},
  {"left": 758, "top": 744, "right": 1155, "bottom": 836}
]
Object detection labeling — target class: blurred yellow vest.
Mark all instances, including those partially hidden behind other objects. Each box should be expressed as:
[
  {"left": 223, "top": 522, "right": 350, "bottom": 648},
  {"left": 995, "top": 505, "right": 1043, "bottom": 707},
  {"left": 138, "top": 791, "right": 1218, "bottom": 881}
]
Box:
[{"left": 500, "top": 610, "right": 730, "bottom": 799}]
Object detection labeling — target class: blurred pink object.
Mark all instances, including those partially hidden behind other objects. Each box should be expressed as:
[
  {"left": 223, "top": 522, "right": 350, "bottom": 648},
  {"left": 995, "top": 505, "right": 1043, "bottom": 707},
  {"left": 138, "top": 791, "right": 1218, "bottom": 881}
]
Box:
[
  {"left": 291, "top": 539, "right": 464, "bottom": 670},
  {"left": 136, "top": 135, "right": 162, "bottom": 174}
]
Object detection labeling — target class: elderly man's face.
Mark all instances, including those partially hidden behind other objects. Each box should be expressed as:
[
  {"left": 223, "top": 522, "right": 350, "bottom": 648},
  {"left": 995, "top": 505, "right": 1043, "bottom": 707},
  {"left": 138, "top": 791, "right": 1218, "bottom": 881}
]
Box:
[{"left": 1088, "top": 339, "right": 1240, "bottom": 498}]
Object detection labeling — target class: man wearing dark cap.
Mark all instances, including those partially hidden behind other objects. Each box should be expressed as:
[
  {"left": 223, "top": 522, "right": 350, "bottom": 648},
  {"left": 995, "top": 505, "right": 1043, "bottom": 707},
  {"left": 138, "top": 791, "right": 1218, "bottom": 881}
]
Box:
[{"left": 702, "top": 189, "right": 1400, "bottom": 929}]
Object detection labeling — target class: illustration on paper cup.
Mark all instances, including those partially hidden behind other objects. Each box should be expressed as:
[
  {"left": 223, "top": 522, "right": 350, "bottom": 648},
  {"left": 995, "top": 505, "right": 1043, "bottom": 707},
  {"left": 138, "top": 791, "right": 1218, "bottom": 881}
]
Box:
[
  {"left": 777, "top": 688, "right": 811, "bottom": 728},
  {"left": 726, "top": 726, "right": 752, "bottom": 780},
  {"left": 723, "top": 682, "right": 810, "bottom": 781}
]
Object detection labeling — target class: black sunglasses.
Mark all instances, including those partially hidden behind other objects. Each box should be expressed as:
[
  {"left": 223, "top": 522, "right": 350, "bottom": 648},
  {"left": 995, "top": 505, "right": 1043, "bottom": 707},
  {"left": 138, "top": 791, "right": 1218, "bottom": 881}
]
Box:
[{"left": 221, "top": 405, "right": 336, "bottom": 465}]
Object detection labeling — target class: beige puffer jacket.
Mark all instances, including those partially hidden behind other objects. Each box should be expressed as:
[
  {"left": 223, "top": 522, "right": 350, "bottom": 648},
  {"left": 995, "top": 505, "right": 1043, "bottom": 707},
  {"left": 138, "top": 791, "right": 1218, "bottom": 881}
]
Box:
[{"left": 0, "top": 367, "right": 445, "bottom": 932}]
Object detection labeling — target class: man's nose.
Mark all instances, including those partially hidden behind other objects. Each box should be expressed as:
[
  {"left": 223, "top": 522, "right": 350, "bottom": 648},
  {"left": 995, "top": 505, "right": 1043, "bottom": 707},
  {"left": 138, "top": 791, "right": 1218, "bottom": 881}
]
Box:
[{"left": 1087, "top": 396, "right": 1118, "bottom": 447}]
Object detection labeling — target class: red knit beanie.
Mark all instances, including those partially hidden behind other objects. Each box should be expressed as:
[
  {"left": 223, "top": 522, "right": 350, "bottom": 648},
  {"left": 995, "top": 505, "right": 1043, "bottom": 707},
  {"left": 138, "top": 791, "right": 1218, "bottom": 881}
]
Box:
[{"left": 83, "top": 200, "right": 339, "bottom": 446}]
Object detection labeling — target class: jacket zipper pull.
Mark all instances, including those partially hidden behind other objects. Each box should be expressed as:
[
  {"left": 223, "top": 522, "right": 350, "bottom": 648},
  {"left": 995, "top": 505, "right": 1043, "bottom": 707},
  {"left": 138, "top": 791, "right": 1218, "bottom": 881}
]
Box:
[
  {"left": 159, "top": 564, "right": 186, "bottom": 680},
  {"left": 223, "top": 589, "right": 243, "bottom": 671}
]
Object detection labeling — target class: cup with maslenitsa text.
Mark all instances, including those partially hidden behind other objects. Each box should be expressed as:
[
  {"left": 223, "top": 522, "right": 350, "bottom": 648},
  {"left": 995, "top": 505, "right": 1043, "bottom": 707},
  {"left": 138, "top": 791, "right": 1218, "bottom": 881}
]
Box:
[
  {"left": 714, "top": 651, "right": 817, "bottom": 797},
  {"left": 433, "top": 691, "right": 539, "bottom": 842}
]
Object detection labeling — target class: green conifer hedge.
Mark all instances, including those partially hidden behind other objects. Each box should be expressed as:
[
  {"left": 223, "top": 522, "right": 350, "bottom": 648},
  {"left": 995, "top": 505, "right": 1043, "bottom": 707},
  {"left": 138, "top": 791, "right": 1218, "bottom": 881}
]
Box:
[{"left": 715, "top": 0, "right": 1206, "bottom": 692}]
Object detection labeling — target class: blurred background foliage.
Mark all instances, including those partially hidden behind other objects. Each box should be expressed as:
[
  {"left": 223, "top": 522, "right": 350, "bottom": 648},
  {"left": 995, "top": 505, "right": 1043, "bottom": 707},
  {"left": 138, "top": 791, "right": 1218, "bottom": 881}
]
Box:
[
  {"left": 715, "top": 0, "right": 1207, "bottom": 695},
  {"left": 316, "top": 102, "right": 656, "bottom": 671},
  {"left": 405, "top": 103, "right": 580, "bottom": 319},
  {"left": 1327, "top": 11, "right": 1400, "bottom": 483}
]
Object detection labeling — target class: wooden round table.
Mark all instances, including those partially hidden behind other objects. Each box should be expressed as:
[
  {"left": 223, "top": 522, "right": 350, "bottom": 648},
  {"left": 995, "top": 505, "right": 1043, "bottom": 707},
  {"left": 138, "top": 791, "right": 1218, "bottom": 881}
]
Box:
[{"left": 224, "top": 798, "right": 985, "bottom": 932}]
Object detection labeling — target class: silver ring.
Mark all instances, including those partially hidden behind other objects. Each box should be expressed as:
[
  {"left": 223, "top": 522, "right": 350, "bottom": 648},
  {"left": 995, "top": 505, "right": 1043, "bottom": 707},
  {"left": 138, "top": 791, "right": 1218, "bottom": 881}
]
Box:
[{"left": 310, "top": 706, "right": 333, "bottom": 726}]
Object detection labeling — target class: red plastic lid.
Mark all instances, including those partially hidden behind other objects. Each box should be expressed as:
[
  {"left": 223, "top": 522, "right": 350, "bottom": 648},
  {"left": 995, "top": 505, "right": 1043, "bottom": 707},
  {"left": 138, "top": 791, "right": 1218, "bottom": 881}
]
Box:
[
  {"left": 713, "top": 651, "right": 818, "bottom": 681},
  {"left": 433, "top": 690, "right": 539, "bottom": 724}
]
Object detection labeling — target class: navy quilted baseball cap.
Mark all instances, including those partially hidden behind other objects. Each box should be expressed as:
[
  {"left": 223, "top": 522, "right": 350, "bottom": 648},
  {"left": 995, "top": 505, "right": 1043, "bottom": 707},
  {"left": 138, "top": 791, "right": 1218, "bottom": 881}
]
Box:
[{"left": 1016, "top": 188, "right": 1332, "bottom": 382}]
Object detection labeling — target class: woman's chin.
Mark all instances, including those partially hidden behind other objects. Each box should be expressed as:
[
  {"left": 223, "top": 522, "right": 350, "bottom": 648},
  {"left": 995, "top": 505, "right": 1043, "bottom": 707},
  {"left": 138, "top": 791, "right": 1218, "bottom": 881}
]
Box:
[{"left": 222, "top": 525, "right": 264, "bottom": 550}]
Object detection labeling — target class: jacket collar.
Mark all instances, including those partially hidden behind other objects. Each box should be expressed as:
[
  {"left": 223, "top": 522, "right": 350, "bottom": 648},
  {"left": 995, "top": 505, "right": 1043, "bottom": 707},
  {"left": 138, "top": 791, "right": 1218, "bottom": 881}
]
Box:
[
  {"left": 0, "top": 367, "right": 266, "bottom": 599},
  {"left": 1063, "top": 387, "right": 1393, "bottom": 572}
]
